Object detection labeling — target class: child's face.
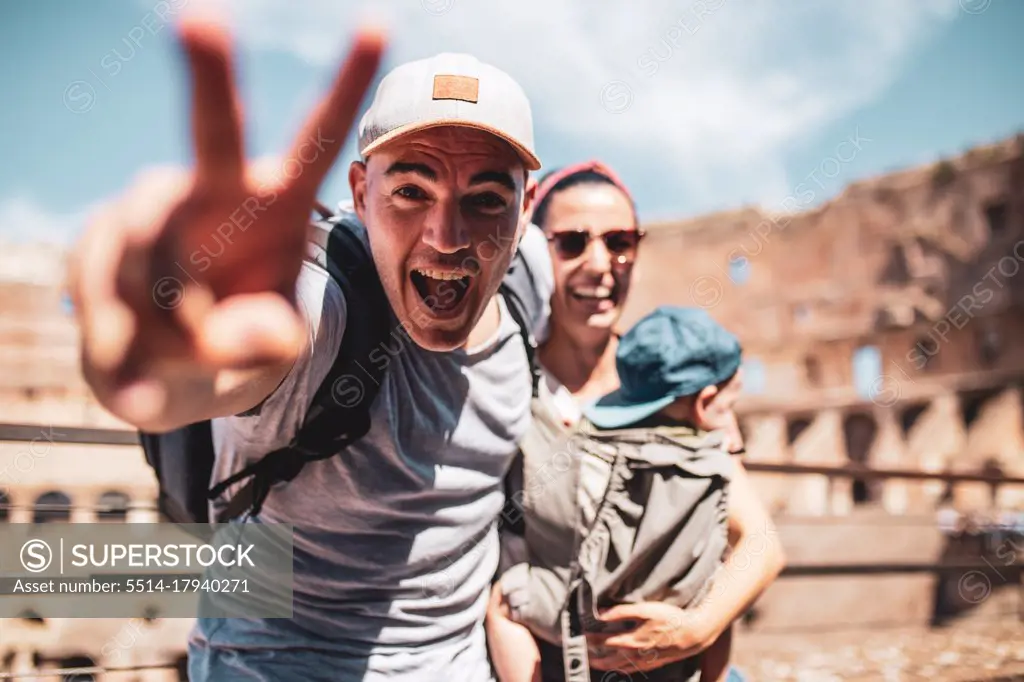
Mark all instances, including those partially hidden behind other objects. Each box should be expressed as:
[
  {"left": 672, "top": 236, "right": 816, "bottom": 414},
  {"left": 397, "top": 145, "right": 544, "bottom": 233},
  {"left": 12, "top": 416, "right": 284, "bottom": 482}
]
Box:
[
  {"left": 696, "top": 369, "right": 744, "bottom": 453},
  {"left": 657, "top": 369, "right": 745, "bottom": 453}
]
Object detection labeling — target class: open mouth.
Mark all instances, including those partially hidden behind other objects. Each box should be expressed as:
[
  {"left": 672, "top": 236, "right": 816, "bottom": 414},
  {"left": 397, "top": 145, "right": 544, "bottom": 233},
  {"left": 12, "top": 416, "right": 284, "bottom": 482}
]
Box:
[
  {"left": 569, "top": 284, "right": 618, "bottom": 309},
  {"left": 410, "top": 268, "right": 473, "bottom": 315}
]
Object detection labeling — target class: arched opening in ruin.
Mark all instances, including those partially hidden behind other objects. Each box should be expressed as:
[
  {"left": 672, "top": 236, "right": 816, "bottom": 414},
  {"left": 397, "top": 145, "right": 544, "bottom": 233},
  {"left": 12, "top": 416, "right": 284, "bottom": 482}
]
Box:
[
  {"left": 913, "top": 335, "right": 939, "bottom": 371},
  {"left": 843, "top": 412, "right": 880, "bottom": 504},
  {"left": 743, "top": 357, "right": 766, "bottom": 395},
  {"left": 728, "top": 256, "right": 750, "bottom": 284},
  {"left": 175, "top": 655, "right": 190, "bottom": 681},
  {"left": 981, "top": 457, "right": 1005, "bottom": 507},
  {"left": 17, "top": 609, "right": 45, "bottom": 624},
  {"left": 899, "top": 402, "right": 929, "bottom": 438},
  {"left": 977, "top": 328, "right": 1002, "bottom": 368},
  {"left": 879, "top": 243, "right": 911, "bottom": 286},
  {"left": 96, "top": 490, "right": 130, "bottom": 522},
  {"left": 32, "top": 490, "right": 71, "bottom": 523},
  {"left": 959, "top": 387, "right": 1002, "bottom": 429},
  {"left": 852, "top": 345, "right": 882, "bottom": 400},
  {"left": 56, "top": 656, "right": 95, "bottom": 682},
  {"left": 804, "top": 355, "right": 822, "bottom": 387},
  {"left": 786, "top": 416, "right": 812, "bottom": 445},
  {"left": 984, "top": 200, "right": 1008, "bottom": 235}
]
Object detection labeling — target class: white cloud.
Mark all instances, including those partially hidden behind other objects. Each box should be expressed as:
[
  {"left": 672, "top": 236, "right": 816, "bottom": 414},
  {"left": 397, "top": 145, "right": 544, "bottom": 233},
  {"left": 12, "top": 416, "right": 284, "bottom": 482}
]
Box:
[
  {"left": 187, "top": 0, "right": 959, "bottom": 218},
  {"left": 0, "top": 196, "right": 105, "bottom": 288},
  {"left": 0, "top": 195, "right": 98, "bottom": 248}
]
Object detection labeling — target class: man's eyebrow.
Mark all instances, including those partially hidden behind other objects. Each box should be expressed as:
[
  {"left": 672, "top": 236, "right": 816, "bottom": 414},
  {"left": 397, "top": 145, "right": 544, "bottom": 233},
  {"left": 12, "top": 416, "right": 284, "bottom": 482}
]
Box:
[
  {"left": 384, "top": 163, "right": 516, "bottom": 191},
  {"left": 384, "top": 162, "right": 438, "bottom": 181},
  {"left": 469, "top": 170, "right": 516, "bottom": 191}
]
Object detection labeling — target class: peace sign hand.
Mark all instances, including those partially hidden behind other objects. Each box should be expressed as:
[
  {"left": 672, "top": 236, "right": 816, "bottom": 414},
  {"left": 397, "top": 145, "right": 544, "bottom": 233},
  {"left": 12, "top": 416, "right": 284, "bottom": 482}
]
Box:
[{"left": 69, "top": 12, "right": 386, "bottom": 429}]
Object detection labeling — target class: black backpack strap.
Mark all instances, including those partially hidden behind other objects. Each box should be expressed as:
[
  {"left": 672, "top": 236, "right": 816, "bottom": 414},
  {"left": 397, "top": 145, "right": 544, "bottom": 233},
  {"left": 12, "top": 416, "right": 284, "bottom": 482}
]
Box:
[
  {"left": 498, "top": 244, "right": 547, "bottom": 539},
  {"left": 139, "top": 421, "right": 216, "bottom": 527},
  {"left": 209, "top": 212, "right": 393, "bottom": 522},
  {"left": 501, "top": 288, "right": 540, "bottom": 400},
  {"left": 499, "top": 245, "right": 544, "bottom": 399}
]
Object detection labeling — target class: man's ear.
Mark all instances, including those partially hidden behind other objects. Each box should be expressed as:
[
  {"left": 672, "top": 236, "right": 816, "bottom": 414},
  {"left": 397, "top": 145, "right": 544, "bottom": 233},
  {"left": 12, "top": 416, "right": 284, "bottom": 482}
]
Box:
[
  {"left": 509, "top": 172, "right": 536, "bottom": 259},
  {"left": 349, "top": 160, "right": 368, "bottom": 221},
  {"left": 523, "top": 174, "right": 538, "bottom": 225}
]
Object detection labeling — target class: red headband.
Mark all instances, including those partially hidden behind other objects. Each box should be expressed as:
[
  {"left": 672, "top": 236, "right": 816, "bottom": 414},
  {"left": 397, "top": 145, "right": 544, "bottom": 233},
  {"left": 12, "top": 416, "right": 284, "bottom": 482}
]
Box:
[{"left": 531, "top": 159, "right": 635, "bottom": 218}]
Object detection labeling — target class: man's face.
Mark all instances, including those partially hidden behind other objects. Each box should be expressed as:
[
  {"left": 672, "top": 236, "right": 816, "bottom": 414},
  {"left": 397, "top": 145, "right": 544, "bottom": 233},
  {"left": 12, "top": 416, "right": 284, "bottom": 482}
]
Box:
[
  {"left": 350, "top": 127, "right": 529, "bottom": 351},
  {"left": 543, "top": 184, "right": 638, "bottom": 337}
]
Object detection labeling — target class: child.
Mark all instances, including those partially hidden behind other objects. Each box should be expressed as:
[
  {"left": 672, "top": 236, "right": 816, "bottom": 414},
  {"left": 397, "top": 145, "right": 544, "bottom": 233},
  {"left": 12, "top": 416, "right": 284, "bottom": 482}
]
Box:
[{"left": 487, "top": 306, "right": 750, "bottom": 682}]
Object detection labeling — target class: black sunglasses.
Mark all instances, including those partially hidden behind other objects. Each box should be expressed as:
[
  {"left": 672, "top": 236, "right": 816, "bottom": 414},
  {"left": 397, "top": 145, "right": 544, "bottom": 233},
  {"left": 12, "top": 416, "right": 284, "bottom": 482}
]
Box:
[{"left": 547, "top": 228, "right": 645, "bottom": 263}]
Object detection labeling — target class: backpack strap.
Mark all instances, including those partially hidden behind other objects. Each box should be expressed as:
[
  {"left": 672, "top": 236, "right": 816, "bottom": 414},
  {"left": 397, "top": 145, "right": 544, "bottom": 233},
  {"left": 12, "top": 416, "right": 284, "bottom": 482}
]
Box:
[
  {"left": 557, "top": 417, "right": 642, "bottom": 681},
  {"left": 497, "top": 245, "right": 546, "bottom": 540},
  {"left": 499, "top": 246, "right": 542, "bottom": 400},
  {"left": 208, "top": 209, "right": 393, "bottom": 522}
]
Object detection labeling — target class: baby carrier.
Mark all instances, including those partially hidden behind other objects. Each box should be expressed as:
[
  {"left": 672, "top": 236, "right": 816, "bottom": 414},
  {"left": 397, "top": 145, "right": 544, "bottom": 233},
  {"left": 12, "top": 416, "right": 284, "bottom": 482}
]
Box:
[{"left": 500, "top": 384, "right": 734, "bottom": 682}]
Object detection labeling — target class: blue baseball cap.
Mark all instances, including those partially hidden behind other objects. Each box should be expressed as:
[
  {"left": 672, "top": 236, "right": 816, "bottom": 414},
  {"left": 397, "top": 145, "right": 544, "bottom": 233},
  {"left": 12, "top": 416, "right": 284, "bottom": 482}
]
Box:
[{"left": 583, "top": 306, "right": 742, "bottom": 429}]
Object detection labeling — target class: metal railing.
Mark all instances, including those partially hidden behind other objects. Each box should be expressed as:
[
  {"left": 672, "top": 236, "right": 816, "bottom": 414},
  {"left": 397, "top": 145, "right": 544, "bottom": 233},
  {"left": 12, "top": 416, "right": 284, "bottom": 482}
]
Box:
[
  {"left": 2, "top": 421, "right": 1023, "bottom": 583},
  {"left": 4, "top": 421, "right": 1024, "bottom": 484}
]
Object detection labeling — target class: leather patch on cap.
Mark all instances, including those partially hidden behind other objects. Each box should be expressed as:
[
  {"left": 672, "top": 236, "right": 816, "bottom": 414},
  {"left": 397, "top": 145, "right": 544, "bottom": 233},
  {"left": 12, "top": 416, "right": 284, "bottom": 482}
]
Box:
[{"left": 432, "top": 74, "right": 479, "bottom": 103}]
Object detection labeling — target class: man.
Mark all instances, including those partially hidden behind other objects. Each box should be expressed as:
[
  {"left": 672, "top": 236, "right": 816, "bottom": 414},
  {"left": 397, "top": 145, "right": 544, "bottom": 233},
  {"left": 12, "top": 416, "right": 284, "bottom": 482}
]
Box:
[{"left": 68, "top": 14, "right": 546, "bottom": 682}]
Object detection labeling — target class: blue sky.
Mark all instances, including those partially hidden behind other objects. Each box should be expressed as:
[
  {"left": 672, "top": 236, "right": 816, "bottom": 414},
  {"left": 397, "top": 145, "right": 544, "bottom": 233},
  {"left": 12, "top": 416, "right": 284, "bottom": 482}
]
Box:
[{"left": 0, "top": 0, "right": 1022, "bottom": 245}]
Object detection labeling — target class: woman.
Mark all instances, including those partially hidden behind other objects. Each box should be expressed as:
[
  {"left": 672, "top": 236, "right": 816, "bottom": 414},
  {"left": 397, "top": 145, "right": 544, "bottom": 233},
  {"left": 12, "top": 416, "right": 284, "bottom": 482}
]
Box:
[{"left": 487, "top": 161, "right": 785, "bottom": 681}]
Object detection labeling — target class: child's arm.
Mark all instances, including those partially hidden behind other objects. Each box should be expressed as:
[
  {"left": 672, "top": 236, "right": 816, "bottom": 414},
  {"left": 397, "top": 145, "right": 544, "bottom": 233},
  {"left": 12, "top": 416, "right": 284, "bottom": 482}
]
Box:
[
  {"left": 699, "top": 621, "right": 733, "bottom": 681},
  {"left": 692, "top": 461, "right": 786, "bottom": 641},
  {"left": 485, "top": 581, "right": 543, "bottom": 682}
]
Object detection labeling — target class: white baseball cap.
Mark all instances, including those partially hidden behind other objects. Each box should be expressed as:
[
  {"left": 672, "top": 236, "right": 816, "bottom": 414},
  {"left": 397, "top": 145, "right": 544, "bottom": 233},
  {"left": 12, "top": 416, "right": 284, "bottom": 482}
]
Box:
[{"left": 357, "top": 53, "right": 541, "bottom": 171}]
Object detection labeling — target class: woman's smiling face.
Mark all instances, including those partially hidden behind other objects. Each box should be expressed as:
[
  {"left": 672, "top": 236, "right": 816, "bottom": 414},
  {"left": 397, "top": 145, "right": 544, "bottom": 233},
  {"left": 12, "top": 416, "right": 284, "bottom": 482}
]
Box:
[{"left": 543, "top": 182, "right": 640, "bottom": 337}]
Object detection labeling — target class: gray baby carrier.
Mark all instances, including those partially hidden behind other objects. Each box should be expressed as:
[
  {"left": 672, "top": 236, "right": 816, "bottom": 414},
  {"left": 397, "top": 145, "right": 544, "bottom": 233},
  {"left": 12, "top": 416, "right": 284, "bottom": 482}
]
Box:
[{"left": 499, "top": 387, "right": 734, "bottom": 681}]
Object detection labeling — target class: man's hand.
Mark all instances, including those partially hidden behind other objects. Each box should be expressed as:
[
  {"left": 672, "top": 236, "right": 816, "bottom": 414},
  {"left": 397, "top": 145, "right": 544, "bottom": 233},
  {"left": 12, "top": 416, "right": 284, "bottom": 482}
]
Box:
[
  {"left": 586, "top": 602, "right": 715, "bottom": 673},
  {"left": 69, "top": 11, "right": 385, "bottom": 429}
]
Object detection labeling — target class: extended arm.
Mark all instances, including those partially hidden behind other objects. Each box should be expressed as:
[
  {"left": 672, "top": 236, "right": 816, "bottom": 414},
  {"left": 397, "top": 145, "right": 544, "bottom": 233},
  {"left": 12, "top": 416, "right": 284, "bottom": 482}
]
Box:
[
  {"left": 69, "top": 14, "right": 383, "bottom": 432},
  {"left": 692, "top": 460, "right": 786, "bottom": 642}
]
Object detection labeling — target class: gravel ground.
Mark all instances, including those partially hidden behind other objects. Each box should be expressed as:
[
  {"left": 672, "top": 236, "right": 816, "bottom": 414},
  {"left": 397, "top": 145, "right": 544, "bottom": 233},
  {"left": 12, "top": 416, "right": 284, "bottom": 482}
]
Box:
[{"left": 731, "top": 620, "right": 1024, "bottom": 682}]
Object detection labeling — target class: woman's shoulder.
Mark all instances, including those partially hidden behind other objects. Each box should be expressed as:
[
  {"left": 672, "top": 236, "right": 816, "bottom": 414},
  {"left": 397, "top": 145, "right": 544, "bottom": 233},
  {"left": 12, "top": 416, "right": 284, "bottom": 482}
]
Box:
[{"left": 538, "top": 368, "right": 583, "bottom": 428}]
